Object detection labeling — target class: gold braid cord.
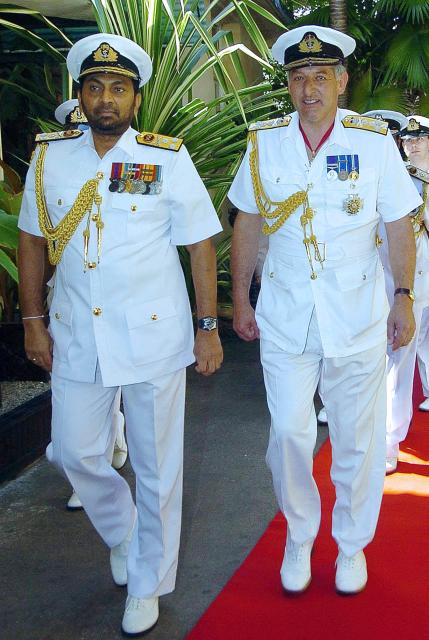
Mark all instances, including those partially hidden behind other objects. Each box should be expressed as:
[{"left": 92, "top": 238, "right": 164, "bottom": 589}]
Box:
[
  {"left": 35, "top": 143, "right": 103, "bottom": 267},
  {"left": 411, "top": 182, "right": 428, "bottom": 239},
  {"left": 249, "top": 131, "right": 307, "bottom": 235},
  {"left": 248, "top": 130, "right": 323, "bottom": 278}
]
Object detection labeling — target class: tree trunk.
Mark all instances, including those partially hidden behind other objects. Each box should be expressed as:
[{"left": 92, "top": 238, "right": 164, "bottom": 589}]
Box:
[{"left": 330, "top": 0, "right": 348, "bottom": 108}]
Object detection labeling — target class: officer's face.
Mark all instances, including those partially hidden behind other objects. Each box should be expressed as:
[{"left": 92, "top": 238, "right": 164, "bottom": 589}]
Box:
[
  {"left": 79, "top": 73, "right": 141, "bottom": 136},
  {"left": 288, "top": 65, "right": 348, "bottom": 128},
  {"left": 403, "top": 136, "right": 429, "bottom": 164}
]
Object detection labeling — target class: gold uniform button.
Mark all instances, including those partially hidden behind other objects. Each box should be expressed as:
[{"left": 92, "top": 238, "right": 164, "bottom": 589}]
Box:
[
  {"left": 269, "top": 272, "right": 274, "bottom": 278},
  {"left": 57, "top": 198, "right": 63, "bottom": 206},
  {"left": 91, "top": 214, "right": 98, "bottom": 222},
  {"left": 418, "top": 270, "right": 423, "bottom": 275},
  {"left": 131, "top": 205, "right": 137, "bottom": 212},
  {"left": 54, "top": 312, "right": 60, "bottom": 319},
  {"left": 92, "top": 307, "right": 102, "bottom": 316},
  {"left": 96, "top": 171, "right": 104, "bottom": 179},
  {"left": 151, "top": 314, "right": 158, "bottom": 321},
  {"left": 88, "top": 262, "right": 97, "bottom": 269}
]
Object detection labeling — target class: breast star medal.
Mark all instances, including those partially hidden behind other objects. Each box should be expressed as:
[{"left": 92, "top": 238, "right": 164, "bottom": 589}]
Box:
[{"left": 343, "top": 193, "right": 364, "bottom": 215}]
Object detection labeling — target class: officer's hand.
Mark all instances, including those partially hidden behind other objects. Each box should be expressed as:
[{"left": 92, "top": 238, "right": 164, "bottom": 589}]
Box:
[
  {"left": 24, "top": 319, "right": 53, "bottom": 372},
  {"left": 233, "top": 301, "right": 260, "bottom": 342},
  {"left": 194, "top": 330, "right": 223, "bottom": 376},
  {"left": 387, "top": 298, "right": 416, "bottom": 351}
]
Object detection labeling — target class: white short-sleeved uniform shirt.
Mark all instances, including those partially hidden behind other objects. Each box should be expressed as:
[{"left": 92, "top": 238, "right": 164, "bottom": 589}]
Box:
[
  {"left": 228, "top": 109, "right": 422, "bottom": 357},
  {"left": 378, "top": 175, "right": 429, "bottom": 309},
  {"left": 19, "top": 127, "right": 222, "bottom": 385}
]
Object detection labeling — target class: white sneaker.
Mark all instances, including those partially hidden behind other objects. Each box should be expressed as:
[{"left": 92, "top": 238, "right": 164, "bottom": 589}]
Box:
[
  {"left": 280, "top": 533, "right": 313, "bottom": 593},
  {"left": 317, "top": 407, "right": 328, "bottom": 424},
  {"left": 419, "top": 397, "right": 429, "bottom": 412},
  {"left": 122, "top": 596, "right": 159, "bottom": 636},
  {"left": 335, "top": 550, "right": 367, "bottom": 594},
  {"left": 386, "top": 456, "right": 398, "bottom": 475},
  {"left": 112, "top": 412, "right": 128, "bottom": 470},
  {"left": 110, "top": 511, "right": 136, "bottom": 586},
  {"left": 66, "top": 491, "right": 83, "bottom": 510}
]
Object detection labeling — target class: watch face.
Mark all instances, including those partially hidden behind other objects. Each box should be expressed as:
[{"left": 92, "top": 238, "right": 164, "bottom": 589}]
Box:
[{"left": 199, "top": 316, "right": 217, "bottom": 331}]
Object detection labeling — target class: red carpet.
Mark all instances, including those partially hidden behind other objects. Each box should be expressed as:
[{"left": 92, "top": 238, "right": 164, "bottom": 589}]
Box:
[{"left": 187, "top": 379, "right": 429, "bottom": 640}]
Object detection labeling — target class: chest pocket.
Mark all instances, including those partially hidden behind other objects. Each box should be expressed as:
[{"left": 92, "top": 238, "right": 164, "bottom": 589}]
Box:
[
  {"left": 325, "top": 168, "right": 377, "bottom": 227},
  {"left": 258, "top": 169, "right": 304, "bottom": 204},
  {"left": 45, "top": 187, "right": 81, "bottom": 225}
]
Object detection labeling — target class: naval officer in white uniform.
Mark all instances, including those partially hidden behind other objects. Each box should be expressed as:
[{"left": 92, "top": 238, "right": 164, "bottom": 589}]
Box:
[
  {"left": 46, "top": 98, "right": 129, "bottom": 512},
  {"left": 18, "top": 33, "right": 223, "bottom": 636},
  {"left": 230, "top": 25, "right": 420, "bottom": 595},
  {"left": 382, "top": 115, "right": 429, "bottom": 471}
]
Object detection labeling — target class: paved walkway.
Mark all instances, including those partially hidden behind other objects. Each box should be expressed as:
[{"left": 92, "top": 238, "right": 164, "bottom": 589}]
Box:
[{"left": 0, "top": 335, "right": 326, "bottom": 640}]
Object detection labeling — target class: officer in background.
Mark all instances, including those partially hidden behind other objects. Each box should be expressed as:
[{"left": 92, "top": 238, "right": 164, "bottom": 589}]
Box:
[
  {"left": 18, "top": 33, "right": 222, "bottom": 636},
  {"left": 383, "top": 115, "right": 429, "bottom": 469},
  {"left": 230, "top": 26, "right": 420, "bottom": 596},
  {"left": 46, "top": 99, "right": 129, "bottom": 511}
]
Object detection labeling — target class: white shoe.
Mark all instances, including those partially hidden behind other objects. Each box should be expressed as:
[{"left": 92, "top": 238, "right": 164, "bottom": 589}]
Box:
[
  {"left": 110, "top": 512, "right": 136, "bottom": 586},
  {"left": 317, "top": 407, "right": 328, "bottom": 424},
  {"left": 66, "top": 491, "right": 83, "bottom": 510},
  {"left": 122, "top": 596, "right": 159, "bottom": 636},
  {"left": 280, "top": 532, "right": 313, "bottom": 593},
  {"left": 419, "top": 397, "right": 429, "bottom": 411},
  {"left": 386, "top": 457, "right": 398, "bottom": 475},
  {"left": 112, "top": 412, "right": 128, "bottom": 470},
  {"left": 335, "top": 550, "right": 367, "bottom": 594}
]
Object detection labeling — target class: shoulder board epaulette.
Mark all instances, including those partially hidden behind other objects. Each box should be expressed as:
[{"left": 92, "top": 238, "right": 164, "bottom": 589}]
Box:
[
  {"left": 407, "top": 164, "right": 429, "bottom": 185},
  {"left": 136, "top": 132, "right": 183, "bottom": 152},
  {"left": 35, "top": 129, "right": 83, "bottom": 143},
  {"left": 249, "top": 116, "right": 291, "bottom": 132},
  {"left": 342, "top": 115, "right": 388, "bottom": 136}
]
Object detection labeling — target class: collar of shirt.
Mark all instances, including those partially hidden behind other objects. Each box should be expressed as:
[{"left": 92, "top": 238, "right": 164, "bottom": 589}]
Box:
[
  {"left": 70, "top": 125, "right": 137, "bottom": 160},
  {"left": 279, "top": 108, "right": 353, "bottom": 156}
]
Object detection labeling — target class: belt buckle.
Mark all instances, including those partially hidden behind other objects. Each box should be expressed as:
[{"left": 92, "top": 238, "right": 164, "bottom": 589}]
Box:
[{"left": 314, "top": 242, "right": 326, "bottom": 263}]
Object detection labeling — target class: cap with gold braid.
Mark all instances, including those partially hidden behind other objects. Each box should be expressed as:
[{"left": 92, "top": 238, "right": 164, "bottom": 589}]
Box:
[
  {"left": 54, "top": 99, "right": 88, "bottom": 126},
  {"left": 67, "top": 33, "right": 152, "bottom": 88},
  {"left": 400, "top": 115, "right": 429, "bottom": 140},
  {"left": 363, "top": 110, "right": 407, "bottom": 137},
  {"left": 271, "top": 25, "right": 355, "bottom": 71}
]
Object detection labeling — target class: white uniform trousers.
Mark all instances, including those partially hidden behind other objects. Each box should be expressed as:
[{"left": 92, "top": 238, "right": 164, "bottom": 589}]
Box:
[
  {"left": 49, "top": 366, "right": 186, "bottom": 599},
  {"left": 261, "top": 311, "right": 387, "bottom": 558},
  {"left": 386, "top": 303, "right": 426, "bottom": 457},
  {"left": 417, "top": 305, "right": 429, "bottom": 398},
  {"left": 45, "top": 387, "right": 122, "bottom": 465}
]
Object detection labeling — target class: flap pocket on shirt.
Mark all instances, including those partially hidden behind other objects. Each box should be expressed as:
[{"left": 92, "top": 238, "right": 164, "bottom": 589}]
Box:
[
  {"left": 50, "top": 301, "right": 73, "bottom": 326},
  {"left": 126, "top": 296, "right": 177, "bottom": 329},
  {"left": 125, "top": 296, "right": 185, "bottom": 365},
  {"left": 335, "top": 256, "right": 381, "bottom": 291},
  {"left": 49, "top": 301, "right": 73, "bottom": 363},
  {"left": 45, "top": 187, "right": 80, "bottom": 208}
]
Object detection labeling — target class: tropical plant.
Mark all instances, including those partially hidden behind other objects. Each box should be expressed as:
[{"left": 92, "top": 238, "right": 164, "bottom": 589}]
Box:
[
  {"left": 0, "top": 0, "right": 292, "bottom": 312},
  {"left": 0, "top": 160, "right": 22, "bottom": 321}
]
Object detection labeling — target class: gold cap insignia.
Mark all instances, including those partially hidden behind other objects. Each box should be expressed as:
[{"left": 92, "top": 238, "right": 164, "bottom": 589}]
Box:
[
  {"left": 298, "top": 32, "right": 323, "bottom": 54},
  {"left": 407, "top": 118, "right": 420, "bottom": 132},
  {"left": 69, "top": 106, "right": 87, "bottom": 124},
  {"left": 93, "top": 43, "right": 119, "bottom": 63}
]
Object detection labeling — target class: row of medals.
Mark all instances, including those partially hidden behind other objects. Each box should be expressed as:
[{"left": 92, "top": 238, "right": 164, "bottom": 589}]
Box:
[
  {"left": 109, "top": 177, "right": 160, "bottom": 195},
  {"left": 327, "top": 166, "right": 363, "bottom": 216}
]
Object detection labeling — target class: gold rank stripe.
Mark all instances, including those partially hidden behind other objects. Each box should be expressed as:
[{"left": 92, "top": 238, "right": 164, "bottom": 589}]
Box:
[
  {"left": 342, "top": 115, "right": 388, "bottom": 135},
  {"left": 35, "top": 130, "right": 84, "bottom": 143},
  {"left": 249, "top": 116, "right": 292, "bottom": 132},
  {"left": 407, "top": 164, "right": 429, "bottom": 184},
  {"left": 136, "top": 132, "right": 183, "bottom": 152}
]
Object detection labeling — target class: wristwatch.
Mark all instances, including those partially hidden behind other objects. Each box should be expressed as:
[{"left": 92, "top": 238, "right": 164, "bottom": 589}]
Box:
[
  {"left": 394, "top": 288, "right": 415, "bottom": 302},
  {"left": 198, "top": 316, "right": 218, "bottom": 331}
]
